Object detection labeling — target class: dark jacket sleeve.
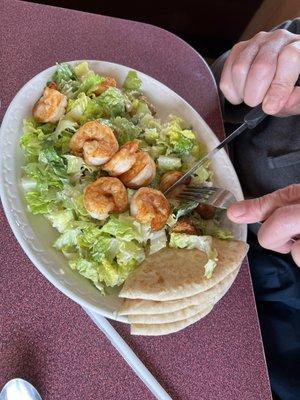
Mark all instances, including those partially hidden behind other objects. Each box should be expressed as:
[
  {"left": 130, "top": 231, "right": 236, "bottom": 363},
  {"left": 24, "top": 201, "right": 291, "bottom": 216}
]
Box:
[{"left": 211, "top": 18, "right": 300, "bottom": 124}]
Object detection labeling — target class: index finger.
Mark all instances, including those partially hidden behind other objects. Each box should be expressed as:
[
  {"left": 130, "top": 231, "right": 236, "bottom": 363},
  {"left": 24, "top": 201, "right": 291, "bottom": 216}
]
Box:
[{"left": 227, "top": 184, "right": 300, "bottom": 223}]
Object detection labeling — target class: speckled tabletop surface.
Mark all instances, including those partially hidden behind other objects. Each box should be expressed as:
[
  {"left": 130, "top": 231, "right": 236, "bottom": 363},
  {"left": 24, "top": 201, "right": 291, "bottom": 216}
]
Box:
[{"left": 0, "top": 1, "right": 272, "bottom": 399}]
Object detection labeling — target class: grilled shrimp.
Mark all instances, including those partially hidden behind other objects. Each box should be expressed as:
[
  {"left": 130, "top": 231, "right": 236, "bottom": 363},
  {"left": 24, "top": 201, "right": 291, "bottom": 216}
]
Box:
[
  {"left": 83, "top": 177, "right": 128, "bottom": 220},
  {"left": 102, "top": 140, "right": 139, "bottom": 176},
  {"left": 158, "top": 171, "right": 191, "bottom": 194},
  {"left": 69, "top": 121, "right": 119, "bottom": 166},
  {"left": 93, "top": 77, "right": 117, "bottom": 95},
  {"left": 130, "top": 187, "right": 170, "bottom": 231},
  {"left": 33, "top": 87, "right": 67, "bottom": 123},
  {"left": 120, "top": 151, "right": 156, "bottom": 189}
]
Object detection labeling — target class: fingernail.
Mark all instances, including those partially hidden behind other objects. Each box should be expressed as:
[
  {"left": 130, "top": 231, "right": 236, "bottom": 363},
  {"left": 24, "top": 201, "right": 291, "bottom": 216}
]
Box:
[{"left": 230, "top": 203, "right": 246, "bottom": 218}]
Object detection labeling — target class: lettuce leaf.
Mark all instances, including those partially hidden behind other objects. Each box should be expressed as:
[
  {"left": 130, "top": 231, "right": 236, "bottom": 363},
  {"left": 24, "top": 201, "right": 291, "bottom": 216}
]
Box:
[
  {"left": 38, "top": 147, "right": 68, "bottom": 179},
  {"left": 191, "top": 215, "right": 234, "bottom": 240},
  {"left": 157, "top": 155, "right": 182, "bottom": 172},
  {"left": 64, "top": 155, "right": 83, "bottom": 176},
  {"left": 123, "top": 71, "right": 142, "bottom": 91},
  {"left": 149, "top": 229, "right": 167, "bottom": 255},
  {"left": 100, "top": 215, "right": 138, "bottom": 241},
  {"left": 20, "top": 118, "right": 55, "bottom": 161},
  {"left": 46, "top": 210, "right": 74, "bottom": 233},
  {"left": 192, "top": 160, "right": 213, "bottom": 184},
  {"left": 25, "top": 189, "right": 60, "bottom": 215},
  {"left": 112, "top": 116, "right": 141, "bottom": 145},
  {"left": 53, "top": 63, "right": 75, "bottom": 85},
  {"left": 53, "top": 214, "right": 148, "bottom": 290},
  {"left": 96, "top": 87, "right": 126, "bottom": 117},
  {"left": 76, "top": 73, "right": 103, "bottom": 96},
  {"left": 73, "top": 61, "right": 93, "bottom": 80},
  {"left": 52, "top": 63, "right": 79, "bottom": 98}
]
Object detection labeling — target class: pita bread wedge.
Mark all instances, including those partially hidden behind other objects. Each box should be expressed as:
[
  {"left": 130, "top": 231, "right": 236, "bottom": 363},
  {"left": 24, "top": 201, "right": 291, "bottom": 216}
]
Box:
[
  {"left": 127, "top": 303, "right": 207, "bottom": 324},
  {"left": 130, "top": 304, "right": 213, "bottom": 336},
  {"left": 120, "top": 238, "right": 248, "bottom": 301},
  {"left": 119, "top": 268, "right": 238, "bottom": 315}
]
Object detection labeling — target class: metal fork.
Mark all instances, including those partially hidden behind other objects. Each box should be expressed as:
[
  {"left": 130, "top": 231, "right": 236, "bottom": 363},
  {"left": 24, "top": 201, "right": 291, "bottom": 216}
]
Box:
[
  {"left": 177, "top": 185, "right": 297, "bottom": 243},
  {"left": 176, "top": 186, "right": 235, "bottom": 209}
]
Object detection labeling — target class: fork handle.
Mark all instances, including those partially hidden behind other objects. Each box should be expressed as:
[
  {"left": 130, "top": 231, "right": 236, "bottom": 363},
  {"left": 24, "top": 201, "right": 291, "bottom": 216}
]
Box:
[{"left": 244, "top": 104, "right": 267, "bottom": 129}]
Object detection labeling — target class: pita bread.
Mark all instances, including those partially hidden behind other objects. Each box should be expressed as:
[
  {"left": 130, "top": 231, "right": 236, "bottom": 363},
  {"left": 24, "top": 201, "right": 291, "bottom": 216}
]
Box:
[
  {"left": 119, "top": 268, "right": 238, "bottom": 315},
  {"left": 120, "top": 238, "right": 248, "bottom": 301},
  {"left": 127, "top": 303, "right": 208, "bottom": 324},
  {"left": 130, "top": 304, "right": 213, "bottom": 336}
]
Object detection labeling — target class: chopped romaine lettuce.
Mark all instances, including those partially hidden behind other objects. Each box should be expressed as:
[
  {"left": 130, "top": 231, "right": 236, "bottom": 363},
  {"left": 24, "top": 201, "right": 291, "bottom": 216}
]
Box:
[
  {"left": 52, "top": 63, "right": 79, "bottom": 98},
  {"left": 20, "top": 118, "right": 55, "bottom": 161},
  {"left": 144, "top": 128, "right": 159, "bottom": 144},
  {"left": 157, "top": 155, "right": 182, "bottom": 172},
  {"left": 46, "top": 210, "right": 74, "bottom": 233},
  {"left": 25, "top": 189, "right": 60, "bottom": 215},
  {"left": 192, "top": 160, "right": 213, "bottom": 184},
  {"left": 76, "top": 73, "right": 103, "bottom": 96},
  {"left": 191, "top": 215, "right": 234, "bottom": 240},
  {"left": 96, "top": 87, "right": 126, "bottom": 117},
  {"left": 53, "top": 63, "right": 75, "bottom": 85},
  {"left": 64, "top": 155, "right": 83, "bottom": 175},
  {"left": 112, "top": 116, "right": 141, "bottom": 145},
  {"left": 149, "top": 229, "right": 167, "bottom": 255},
  {"left": 38, "top": 147, "right": 67, "bottom": 179},
  {"left": 74, "top": 61, "right": 93, "bottom": 80},
  {"left": 172, "top": 201, "right": 199, "bottom": 220},
  {"left": 123, "top": 71, "right": 142, "bottom": 91}
]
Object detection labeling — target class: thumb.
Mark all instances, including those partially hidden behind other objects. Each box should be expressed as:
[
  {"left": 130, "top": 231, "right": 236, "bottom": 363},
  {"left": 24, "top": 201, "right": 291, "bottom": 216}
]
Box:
[{"left": 227, "top": 184, "right": 300, "bottom": 223}]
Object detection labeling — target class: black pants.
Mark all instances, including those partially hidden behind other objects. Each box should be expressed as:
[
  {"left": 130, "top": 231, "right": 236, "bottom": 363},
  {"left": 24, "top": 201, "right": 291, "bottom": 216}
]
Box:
[{"left": 247, "top": 230, "right": 300, "bottom": 400}]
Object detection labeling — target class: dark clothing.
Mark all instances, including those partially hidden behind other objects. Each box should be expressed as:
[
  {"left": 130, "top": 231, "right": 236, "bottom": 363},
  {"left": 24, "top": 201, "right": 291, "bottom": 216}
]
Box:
[{"left": 211, "top": 19, "right": 300, "bottom": 400}]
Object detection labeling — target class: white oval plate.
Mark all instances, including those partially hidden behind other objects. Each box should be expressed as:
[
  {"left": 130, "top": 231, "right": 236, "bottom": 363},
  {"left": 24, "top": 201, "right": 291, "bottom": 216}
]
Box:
[{"left": 0, "top": 61, "right": 246, "bottom": 322}]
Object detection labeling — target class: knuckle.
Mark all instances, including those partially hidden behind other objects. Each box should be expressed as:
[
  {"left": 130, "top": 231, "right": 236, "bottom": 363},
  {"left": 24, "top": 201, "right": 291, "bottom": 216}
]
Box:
[
  {"left": 277, "top": 184, "right": 300, "bottom": 203},
  {"left": 231, "top": 60, "right": 248, "bottom": 77},
  {"left": 253, "top": 31, "right": 267, "bottom": 41},
  {"left": 272, "top": 29, "right": 289, "bottom": 40},
  {"left": 247, "top": 196, "right": 266, "bottom": 218},
  {"left": 269, "top": 80, "right": 291, "bottom": 93},
  {"left": 232, "top": 41, "right": 246, "bottom": 52},
  {"left": 280, "top": 43, "right": 300, "bottom": 62},
  {"left": 250, "top": 58, "right": 274, "bottom": 76}
]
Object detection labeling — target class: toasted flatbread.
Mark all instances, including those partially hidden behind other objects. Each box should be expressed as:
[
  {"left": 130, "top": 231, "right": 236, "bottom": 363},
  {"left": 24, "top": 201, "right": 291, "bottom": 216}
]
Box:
[
  {"left": 130, "top": 304, "right": 213, "bottom": 336},
  {"left": 127, "top": 303, "right": 208, "bottom": 324},
  {"left": 119, "top": 268, "right": 238, "bottom": 315},
  {"left": 120, "top": 238, "right": 248, "bottom": 301}
]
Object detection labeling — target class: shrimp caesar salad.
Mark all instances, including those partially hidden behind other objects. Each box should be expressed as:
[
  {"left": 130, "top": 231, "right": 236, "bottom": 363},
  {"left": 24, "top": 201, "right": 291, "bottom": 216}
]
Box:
[{"left": 20, "top": 61, "right": 233, "bottom": 295}]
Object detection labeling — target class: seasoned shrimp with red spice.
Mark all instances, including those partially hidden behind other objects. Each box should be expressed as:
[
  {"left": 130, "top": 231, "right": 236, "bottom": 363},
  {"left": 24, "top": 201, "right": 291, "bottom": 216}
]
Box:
[
  {"left": 130, "top": 187, "right": 170, "bottom": 231},
  {"left": 83, "top": 177, "right": 128, "bottom": 220},
  {"left": 102, "top": 140, "right": 139, "bottom": 176},
  {"left": 69, "top": 121, "right": 119, "bottom": 166},
  {"left": 33, "top": 87, "right": 67, "bottom": 123},
  {"left": 120, "top": 151, "right": 156, "bottom": 189}
]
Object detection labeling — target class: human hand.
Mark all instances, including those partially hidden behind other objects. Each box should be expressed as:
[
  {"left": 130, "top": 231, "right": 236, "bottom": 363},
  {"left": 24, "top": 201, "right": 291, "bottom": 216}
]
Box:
[
  {"left": 227, "top": 185, "right": 300, "bottom": 267},
  {"left": 220, "top": 29, "right": 300, "bottom": 116}
]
